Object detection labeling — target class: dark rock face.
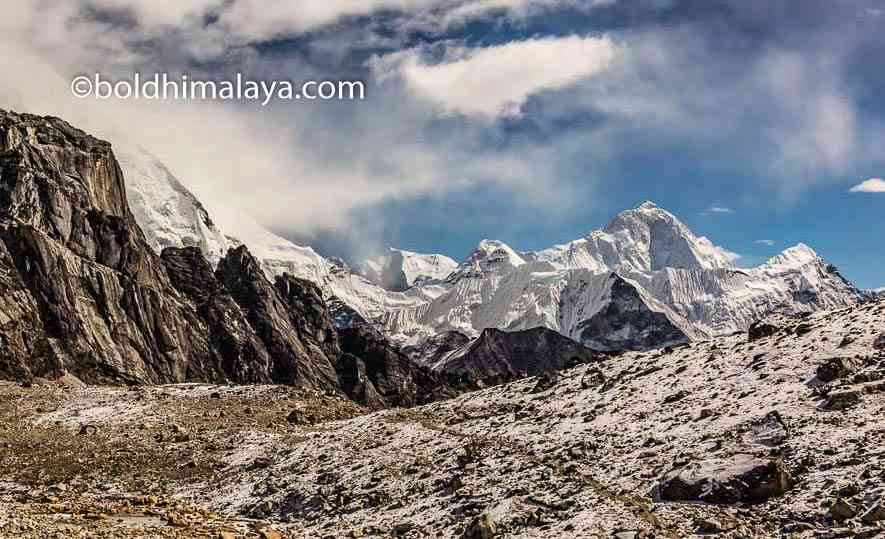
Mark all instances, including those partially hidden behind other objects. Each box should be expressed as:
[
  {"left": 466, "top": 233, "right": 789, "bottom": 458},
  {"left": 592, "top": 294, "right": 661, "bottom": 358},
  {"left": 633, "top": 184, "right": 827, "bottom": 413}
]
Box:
[
  {"left": 336, "top": 353, "right": 387, "bottom": 410},
  {"left": 215, "top": 246, "right": 339, "bottom": 389},
  {"left": 816, "top": 357, "right": 861, "bottom": 383},
  {"left": 657, "top": 455, "right": 794, "bottom": 504},
  {"left": 0, "top": 240, "right": 57, "bottom": 381},
  {"left": 0, "top": 110, "right": 340, "bottom": 390},
  {"left": 0, "top": 111, "right": 220, "bottom": 384},
  {"left": 337, "top": 325, "right": 456, "bottom": 408},
  {"left": 402, "top": 330, "right": 471, "bottom": 367},
  {"left": 327, "top": 296, "right": 369, "bottom": 329},
  {"left": 438, "top": 326, "right": 602, "bottom": 384},
  {"left": 578, "top": 275, "right": 689, "bottom": 351},
  {"left": 273, "top": 273, "right": 340, "bottom": 360},
  {"left": 161, "top": 246, "right": 273, "bottom": 383}
]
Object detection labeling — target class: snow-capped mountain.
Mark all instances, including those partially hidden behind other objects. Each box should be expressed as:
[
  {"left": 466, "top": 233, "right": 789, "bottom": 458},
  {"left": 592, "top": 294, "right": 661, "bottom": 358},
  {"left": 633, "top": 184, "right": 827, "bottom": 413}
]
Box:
[
  {"left": 117, "top": 145, "right": 415, "bottom": 323},
  {"left": 379, "top": 202, "right": 863, "bottom": 348},
  {"left": 359, "top": 248, "right": 457, "bottom": 290},
  {"left": 115, "top": 145, "right": 231, "bottom": 265},
  {"left": 118, "top": 146, "right": 864, "bottom": 352}
]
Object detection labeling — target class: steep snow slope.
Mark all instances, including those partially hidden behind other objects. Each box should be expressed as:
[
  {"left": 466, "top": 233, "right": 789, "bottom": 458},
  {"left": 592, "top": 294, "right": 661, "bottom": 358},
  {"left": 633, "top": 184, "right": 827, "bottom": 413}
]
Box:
[
  {"left": 359, "top": 248, "right": 457, "bottom": 290},
  {"left": 116, "top": 145, "right": 413, "bottom": 323},
  {"left": 115, "top": 145, "right": 231, "bottom": 265}
]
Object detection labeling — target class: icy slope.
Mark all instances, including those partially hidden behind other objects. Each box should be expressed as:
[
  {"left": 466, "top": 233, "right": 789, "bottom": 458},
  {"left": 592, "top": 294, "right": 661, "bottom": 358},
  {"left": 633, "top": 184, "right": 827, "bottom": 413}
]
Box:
[
  {"left": 359, "top": 248, "right": 457, "bottom": 290},
  {"left": 115, "top": 145, "right": 409, "bottom": 323},
  {"left": 115, "top": 145, "right": 231, "bottom": 265}
]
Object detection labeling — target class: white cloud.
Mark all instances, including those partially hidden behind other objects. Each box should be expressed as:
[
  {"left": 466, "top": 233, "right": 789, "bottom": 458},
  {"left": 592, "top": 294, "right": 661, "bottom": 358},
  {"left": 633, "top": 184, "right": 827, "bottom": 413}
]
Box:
[
  {"left": 754, "top": 239, "right": 776, "bottom": 246},
  {"left": 700, "top": 206, "right": 734, "bottom": 216},
  {"left": 849, "top": 178, "right": 885, "bottom": 193},
  {"left": 373, "top": 35, "right": 619, "bottom": 119},
  {"left": 216, "top": 0, "right": 441, "bottom": 40},
  {"left": 0, "top": 0, "right": 590, "bottom": 252}
]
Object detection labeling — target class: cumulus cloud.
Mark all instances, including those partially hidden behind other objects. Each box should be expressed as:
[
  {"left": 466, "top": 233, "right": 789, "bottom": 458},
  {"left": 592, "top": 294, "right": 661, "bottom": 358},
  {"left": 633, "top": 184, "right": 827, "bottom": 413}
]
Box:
[
  {"left": 0, "top": 0, "right": 588, "bottom": 247},
  {"left": 1, "top": 0, "right": 881, "bottom": 260},
  {"left": 372, "top": 35, "right": 619, "bottom": 119},
  {"left": 849, "top": 178, "right": 885, "bottom": 193}
]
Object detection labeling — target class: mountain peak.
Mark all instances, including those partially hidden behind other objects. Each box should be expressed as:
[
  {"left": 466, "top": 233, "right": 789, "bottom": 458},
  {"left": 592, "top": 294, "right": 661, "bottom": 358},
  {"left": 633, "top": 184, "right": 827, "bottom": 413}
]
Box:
[
  {"left": 767, "top": 243, "right": 821, "bottom": 267},
  {"left": 453, "top": 239, "right": 525, "bottom": 278},
  {"left": 596, "top": 203, "right": 734, "bottom": 273},
  {"left": 359, "top": 247, "right": 457, "bottom": 291}
]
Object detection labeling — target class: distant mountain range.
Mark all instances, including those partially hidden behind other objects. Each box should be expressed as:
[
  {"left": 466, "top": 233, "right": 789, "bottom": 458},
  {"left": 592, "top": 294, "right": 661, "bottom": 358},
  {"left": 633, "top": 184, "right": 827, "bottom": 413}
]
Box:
[{"left": 116, "top": 145, "right": 866, "bottom": 353}]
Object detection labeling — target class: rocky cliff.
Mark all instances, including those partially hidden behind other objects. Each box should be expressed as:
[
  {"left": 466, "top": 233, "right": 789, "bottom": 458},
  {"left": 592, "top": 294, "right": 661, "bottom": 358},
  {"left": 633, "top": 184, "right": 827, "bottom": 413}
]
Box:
[
  {"left": 0, "top": 110, "right": 341, "bottom": 389},
  {"left": 426, "top": 326, "right": 605, "bottom": 384}
]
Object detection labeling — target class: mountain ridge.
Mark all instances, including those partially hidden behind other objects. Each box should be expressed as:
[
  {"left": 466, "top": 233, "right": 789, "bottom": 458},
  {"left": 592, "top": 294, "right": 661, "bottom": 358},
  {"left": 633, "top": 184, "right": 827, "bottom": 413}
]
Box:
[{"left": 111, "top": 135, "right": 865, "bottom": 353}]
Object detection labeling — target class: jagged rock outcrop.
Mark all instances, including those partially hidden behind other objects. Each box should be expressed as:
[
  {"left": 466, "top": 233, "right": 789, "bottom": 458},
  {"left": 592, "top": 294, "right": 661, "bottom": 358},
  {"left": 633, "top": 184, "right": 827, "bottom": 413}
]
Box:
[
  {"left": 428, "top": 326, "right": 604, "bottom": 383},
  {"left": 402, "top": 330, "right": 472, "bottom": 368},
  {"left": 576, "top": 274, "right": 689, "bottom": 351},
  {"left": 0, "top": 110, "right": 340, "bottom": 389},
  {"left": 337, "top": 325, "right": 456, "bottom": 408},
  {"left": 215, "top": 246, "right": 339, "bottom": 389},
  {"left": 160, "top": 246, "right": 274, "bottom": 383}
]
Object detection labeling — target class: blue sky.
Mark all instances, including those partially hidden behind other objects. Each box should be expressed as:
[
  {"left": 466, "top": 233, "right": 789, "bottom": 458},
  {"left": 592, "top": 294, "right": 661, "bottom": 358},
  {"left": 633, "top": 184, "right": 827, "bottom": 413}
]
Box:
[{"left": 2, "top": 0, "right": 884, "bottom": 288}]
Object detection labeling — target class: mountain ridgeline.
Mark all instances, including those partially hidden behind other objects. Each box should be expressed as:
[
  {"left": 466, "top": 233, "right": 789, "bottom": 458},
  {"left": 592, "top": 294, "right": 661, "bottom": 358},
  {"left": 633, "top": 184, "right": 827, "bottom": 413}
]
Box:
[
  {"left": 113, "top": 131, "right": 866, "bottom": 355},
  {"left": 0, "top": 110, "right": 603, "bottom": 404},
  {"left": 0, "top": 110, "right": 444, "bottom": 404},
  {"left": 0, "top": 110, "right": 869, "bottom": 405}
]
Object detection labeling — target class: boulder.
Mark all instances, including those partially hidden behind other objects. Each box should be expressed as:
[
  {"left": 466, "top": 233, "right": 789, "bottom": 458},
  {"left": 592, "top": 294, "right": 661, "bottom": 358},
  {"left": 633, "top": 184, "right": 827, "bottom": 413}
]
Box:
[
  {"left": 657, "top": 454, "right": 794, "bottom": 504},
  {"left": 829, "top": 498, "right": 857, "bottom": 521},
  {"left": 823, "top": 388, "right": 863, "bottom": 410},
  {"left": 816, "top": 357, "right": 862, "bottom": 383},
  {"left": 462, "top": 513, "right": 497, "bottom": 539},
  {"left": 743, "top": 411, "right": 789, "bottom": 447},
  {"left": 861, "top": 501, "right": 885, "bottom": 523},
  {"left": 748, "top": 322, "right": 779, "bottom": 342}
]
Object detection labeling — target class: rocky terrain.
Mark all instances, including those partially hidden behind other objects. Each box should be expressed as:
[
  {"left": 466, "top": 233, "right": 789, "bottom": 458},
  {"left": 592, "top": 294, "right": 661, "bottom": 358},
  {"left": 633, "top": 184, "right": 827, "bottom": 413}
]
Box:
[
  {"left": 2, "top": 109, "right": 883, "bottom": 538},
  {"left": 0, "top": 298, "right": 883, "bottom": 537}
]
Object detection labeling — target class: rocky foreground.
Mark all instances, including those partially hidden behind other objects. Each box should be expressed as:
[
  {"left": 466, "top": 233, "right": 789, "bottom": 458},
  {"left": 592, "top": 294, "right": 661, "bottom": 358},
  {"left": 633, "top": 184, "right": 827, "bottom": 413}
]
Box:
[{"left": 0, "top": 300, "right": 883, "bottom": 538}]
